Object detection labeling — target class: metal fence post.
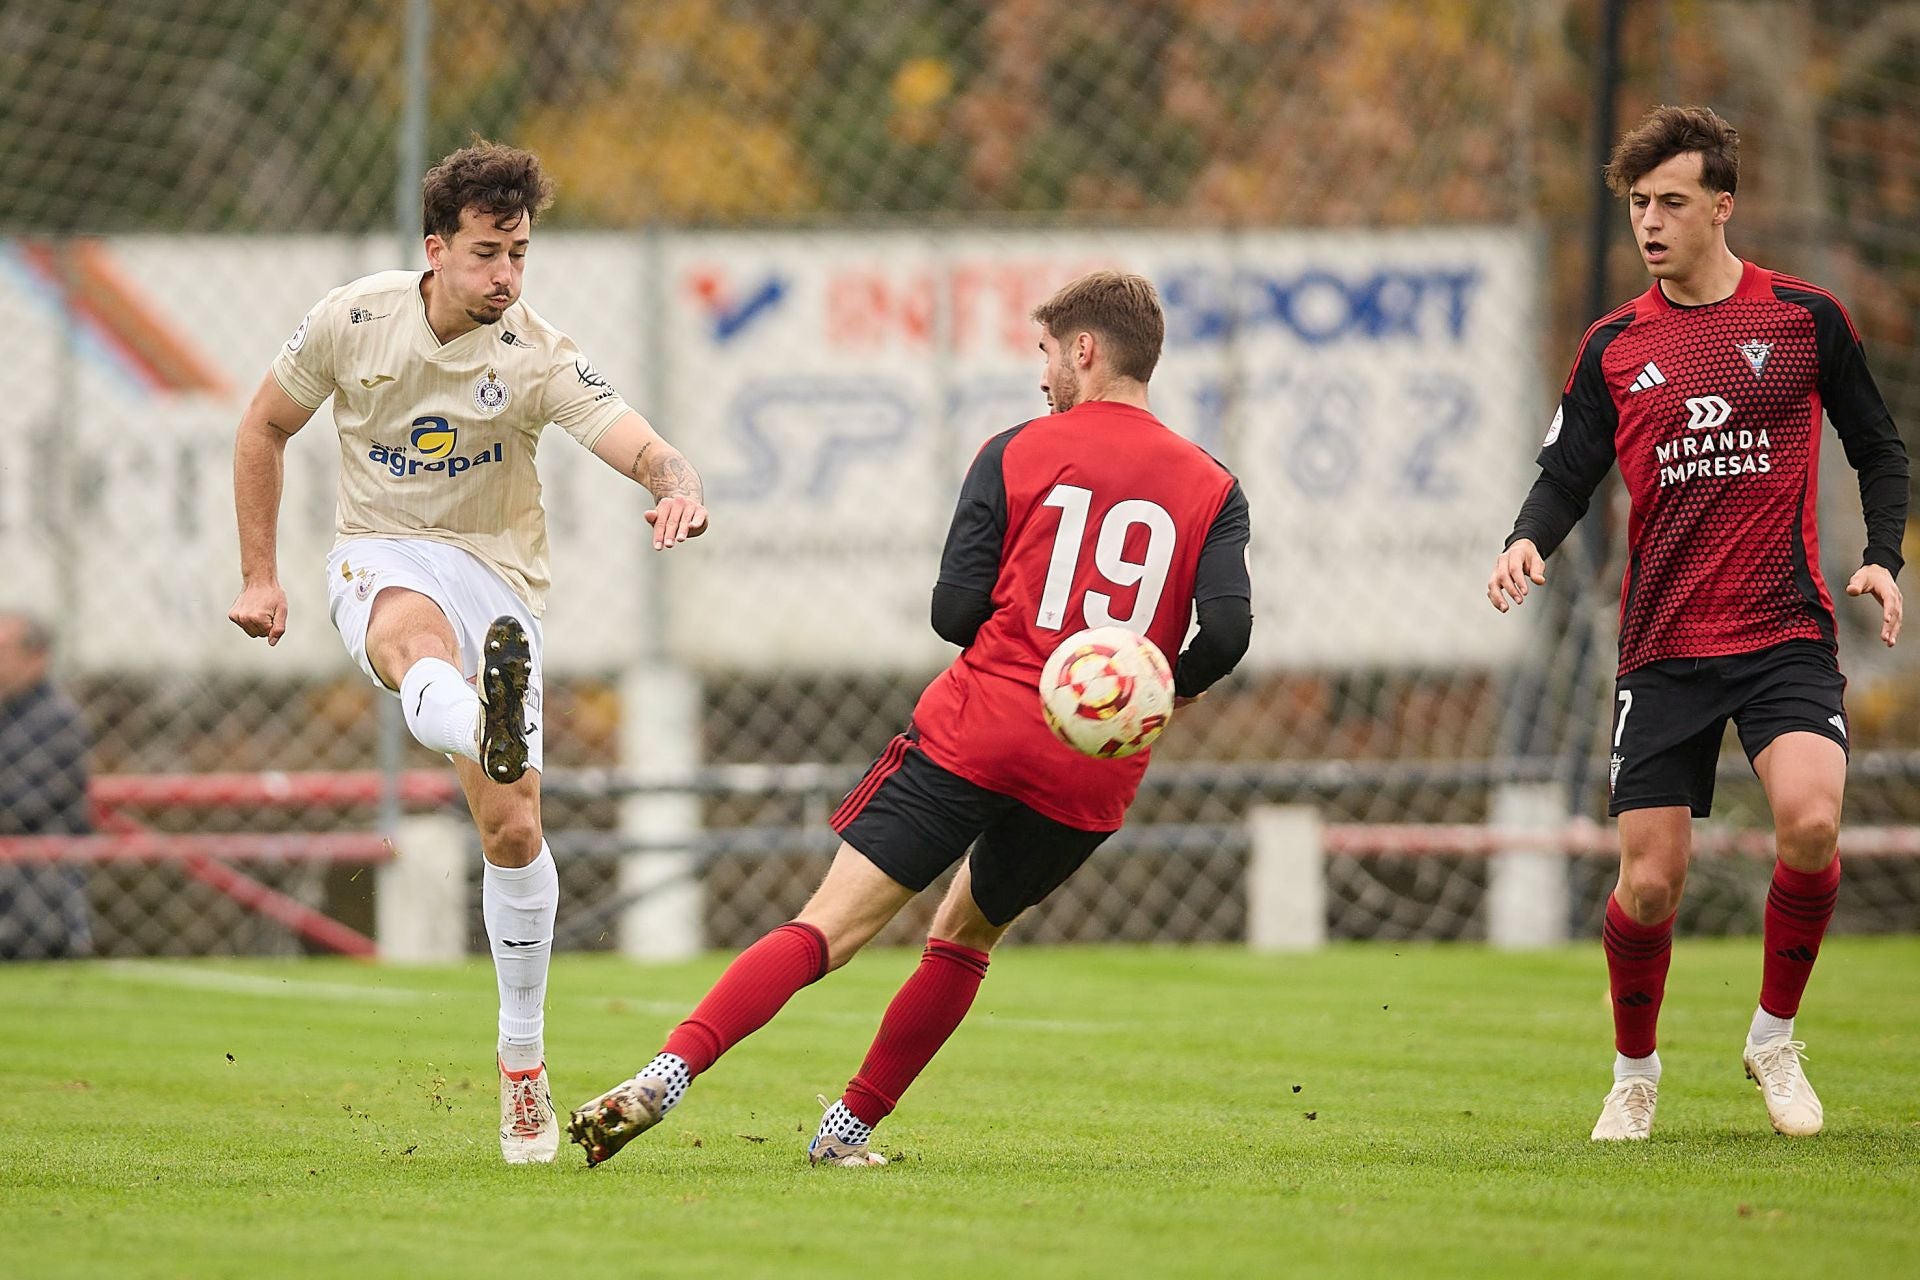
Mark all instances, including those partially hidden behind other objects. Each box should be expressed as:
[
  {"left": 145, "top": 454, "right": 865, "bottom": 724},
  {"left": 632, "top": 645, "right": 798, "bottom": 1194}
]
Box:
[
  {"left": 617, "top": 663, "right": 704, "bottom": 959},
  {"left": 377, "top": 813, "right": 467, "bottom": 962},
  {"left": 1487, "top": 782, "right": 1571, "bottom": 948},
  {"left": 1246, "top": 804, "right": 1325, "bottom": 952}
]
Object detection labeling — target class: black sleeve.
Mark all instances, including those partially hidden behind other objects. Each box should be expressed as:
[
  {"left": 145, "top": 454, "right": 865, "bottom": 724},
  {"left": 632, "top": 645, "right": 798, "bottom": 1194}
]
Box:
[
  {"left": 1175, "top": 595, "right": 1251, "bottom": 699},
  {"left": 930, "top": 425, "right": 1024, "bottom": 645},
  {"left": 1802, "top": 291, "right": 1910, "bottom": 577},
  {"left": 930, "top": 583, "right": 994, "bottom": 648},
  {"left": 1192, "top": 480, "right": 1252, "bottom": 603},
  {"left": 1175, "top": 481, "right": 1253, "bottom": 698},
  {"left": 1507, "top": 316, "right": 1626, "bottom": 558}
]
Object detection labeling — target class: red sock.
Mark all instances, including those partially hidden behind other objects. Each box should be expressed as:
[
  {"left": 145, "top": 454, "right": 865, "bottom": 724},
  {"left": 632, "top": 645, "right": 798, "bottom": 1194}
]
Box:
[
  {"left": 1603, "top": 895, "right": 1673, "bottom": 1059},
  {"left": 661, "top": 921, "right": 829, "bottom": 1076},
  {"left": 1760, "top": 857, "right": 1841, "bottom": 1019},
  {"left": 843, "top": 939, "right": 991, "bottom": 1127}
]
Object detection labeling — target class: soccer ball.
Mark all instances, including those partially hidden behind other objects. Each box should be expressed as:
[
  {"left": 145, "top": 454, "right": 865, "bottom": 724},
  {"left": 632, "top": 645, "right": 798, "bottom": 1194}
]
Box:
[{"left": 1039, "top": 626, "right": 1175, "bottom": 759}]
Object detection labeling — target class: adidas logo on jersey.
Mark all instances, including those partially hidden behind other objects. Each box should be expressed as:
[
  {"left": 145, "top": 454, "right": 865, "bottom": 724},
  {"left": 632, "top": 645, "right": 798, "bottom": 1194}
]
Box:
[
  {"left": 1627, "top": 362, "right": 1666, "bottom": 393},
  {"left": 1829, "top": 713, "right": 1846, "bottom": 741}
]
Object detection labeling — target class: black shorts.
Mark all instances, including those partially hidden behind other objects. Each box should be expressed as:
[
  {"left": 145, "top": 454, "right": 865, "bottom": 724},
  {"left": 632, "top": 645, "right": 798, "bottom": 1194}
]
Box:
[
  {"left": 1608, "top": 640, "right": 1848, "bottom": 818},
  {"left": 830, "top": 731, "right": 1114, "bottom": 926}
]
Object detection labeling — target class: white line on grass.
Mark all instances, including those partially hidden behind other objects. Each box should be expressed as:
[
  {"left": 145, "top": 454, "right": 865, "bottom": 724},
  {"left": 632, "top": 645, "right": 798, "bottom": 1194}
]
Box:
[
  {"left": 584, "top": 994, "right": 1113, "bottom": 1033},
  {"left": 104, "top": 962, "right": 434, "bottom": 1004},
  {"left": 99, "top": 965, "right": 1114, "bottom": 1032}
]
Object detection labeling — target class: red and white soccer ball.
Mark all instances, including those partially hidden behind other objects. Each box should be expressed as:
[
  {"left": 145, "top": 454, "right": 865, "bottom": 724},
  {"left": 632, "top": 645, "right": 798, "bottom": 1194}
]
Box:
[{"left": 1039, "top": 626, "right": 1175, "bottom": 759}]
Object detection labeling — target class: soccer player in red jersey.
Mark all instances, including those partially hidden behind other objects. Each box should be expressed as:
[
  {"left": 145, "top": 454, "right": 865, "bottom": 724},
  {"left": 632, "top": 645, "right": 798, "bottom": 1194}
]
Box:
[
  {"left": 1487, "top": 107, "right": 1908, "bottom": 1140},
  {"left": 569, "top": 271, "right": 1253, "bottom": 1168}
]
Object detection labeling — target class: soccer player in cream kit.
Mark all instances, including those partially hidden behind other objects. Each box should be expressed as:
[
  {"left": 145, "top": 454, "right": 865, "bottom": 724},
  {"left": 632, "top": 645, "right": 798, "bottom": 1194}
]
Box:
[
  {"left": 228, "top": 142, "right": 709, "bottom": 1163},
  {"left": 1488, "top": 107, "right": 1908, "bottom": 1141}
]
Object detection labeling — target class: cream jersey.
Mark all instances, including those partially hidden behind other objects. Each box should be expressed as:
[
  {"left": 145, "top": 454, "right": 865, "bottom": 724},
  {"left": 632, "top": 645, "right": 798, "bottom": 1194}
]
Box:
[{"left": 271, "top": 269, "right": 631, "bottom": 614}]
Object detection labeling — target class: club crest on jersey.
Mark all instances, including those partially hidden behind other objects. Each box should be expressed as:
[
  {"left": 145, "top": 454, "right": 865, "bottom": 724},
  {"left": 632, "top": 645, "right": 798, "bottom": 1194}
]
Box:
[
  {"left": 473, "top": 366, "right": 511, "bottom": 416},
  {"left": 1736, "top": 339, "right": 1773, "bottom": 378}
]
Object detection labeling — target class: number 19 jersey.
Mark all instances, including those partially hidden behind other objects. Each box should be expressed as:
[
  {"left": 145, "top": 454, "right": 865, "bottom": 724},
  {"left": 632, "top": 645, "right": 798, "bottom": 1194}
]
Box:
[{"left": 911, "top": 400, "right": 1245, "bottom": 830}]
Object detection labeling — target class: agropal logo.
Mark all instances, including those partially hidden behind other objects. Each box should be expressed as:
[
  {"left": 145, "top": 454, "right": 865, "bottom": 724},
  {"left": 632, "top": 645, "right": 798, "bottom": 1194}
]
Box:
[
  {"left": 365, "top": 414, "right": 504, "bottom": 479},
  {"left": 1684, "top": 395, "right": 1732, "bottom": 431}
]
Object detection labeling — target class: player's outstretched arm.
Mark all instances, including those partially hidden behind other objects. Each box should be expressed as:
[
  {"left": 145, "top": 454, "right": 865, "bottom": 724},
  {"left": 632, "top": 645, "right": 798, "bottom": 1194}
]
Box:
[
  {"left": 1486, "top": 538, "right": 1547, "bottom": 613},
  {"left": 591, "top": 411, "right": 710, "bottom": 550},
  {"left": 1845, "top": 563, "right": 1904, "bottom": 647},
  {"left": 228, "top": 372, "right": 316, "bottom": 647}
]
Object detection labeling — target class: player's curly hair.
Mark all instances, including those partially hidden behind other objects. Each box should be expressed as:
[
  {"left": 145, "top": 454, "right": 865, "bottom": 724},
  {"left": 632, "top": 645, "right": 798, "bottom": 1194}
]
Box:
[
  {"left": 1031, "top": 270, "right": 1164, "bottom": 383},
  {"left": 421, "top": 139, "right": 555, "bottom": 241},
  {"left": 1605, "top": 105, "right": 1740, "bottom": 197}
]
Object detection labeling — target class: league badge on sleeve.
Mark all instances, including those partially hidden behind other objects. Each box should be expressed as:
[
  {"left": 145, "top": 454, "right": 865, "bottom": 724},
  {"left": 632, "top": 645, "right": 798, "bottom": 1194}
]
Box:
[
  {"left": 286, "top": 313, "right": 311, "bottom": 353},
  {"left": 473, "top": 366, "right": 511, "bottom": 416},
  {"left": 1542, "top": 405, "right": 1564, "bottom": 446}
]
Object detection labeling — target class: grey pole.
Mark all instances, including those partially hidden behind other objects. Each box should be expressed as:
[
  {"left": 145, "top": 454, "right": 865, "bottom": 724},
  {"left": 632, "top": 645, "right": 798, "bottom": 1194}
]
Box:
[{"left": 379, "top": 0, "right": 432, "bottom": 840}]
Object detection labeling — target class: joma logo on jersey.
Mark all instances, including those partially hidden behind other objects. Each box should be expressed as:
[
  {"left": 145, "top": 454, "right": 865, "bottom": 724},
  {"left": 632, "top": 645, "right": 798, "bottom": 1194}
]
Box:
[
  {"left": 366, "top": 416, "right": 503, "bottom": 479},
  {"left": 1684, "top": 395, "right": 1733, "bottom": 430}
]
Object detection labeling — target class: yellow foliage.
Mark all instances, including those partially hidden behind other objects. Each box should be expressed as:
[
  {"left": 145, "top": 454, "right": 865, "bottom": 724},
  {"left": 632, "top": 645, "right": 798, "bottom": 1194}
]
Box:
[{"left": 523, "top": 100, "right": 816, "bottom": 220}]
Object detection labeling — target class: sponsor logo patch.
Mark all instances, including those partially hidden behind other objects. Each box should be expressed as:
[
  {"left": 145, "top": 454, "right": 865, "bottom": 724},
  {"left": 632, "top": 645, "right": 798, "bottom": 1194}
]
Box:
[{"left": 1683, "top": 395, "right": 1733, "bottom": 431}]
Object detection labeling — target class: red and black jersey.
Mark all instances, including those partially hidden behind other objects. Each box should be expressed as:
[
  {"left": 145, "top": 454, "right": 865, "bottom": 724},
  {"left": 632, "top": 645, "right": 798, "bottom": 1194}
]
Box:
[
  {"left": 1510, "top": 260, "right": 1909, "bottom": 675},
  {"left": 912, "top": 400, "right": 1249, "bottom": 830}
]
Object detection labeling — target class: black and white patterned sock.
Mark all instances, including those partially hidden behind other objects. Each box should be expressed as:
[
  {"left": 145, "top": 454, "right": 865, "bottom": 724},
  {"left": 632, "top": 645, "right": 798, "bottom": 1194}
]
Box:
[
  {"left": 817, "top": 1099, "right": 873, "bottom": 1147},
  {"left": 640, "top": 1052, "right": 693, "bottom": 1113}
]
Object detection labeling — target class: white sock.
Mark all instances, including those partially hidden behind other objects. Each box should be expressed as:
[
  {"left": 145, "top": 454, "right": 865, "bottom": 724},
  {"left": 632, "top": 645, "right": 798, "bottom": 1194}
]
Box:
[
  {"left": 639, "top": 1052, "right": 692, "bottom": 1114},
  {"left": 399, "top": 657, "right": 481, "bottom": 764},
  {"left": 1749, "top": 1007, "right": 1795, "bottom": 1047},
  {"left": 484, "top": 843, "right": 558, "bottom": 1069},
  {"left": 1614, "top": 1050, "right": 1661, "bottom": 1084},
  {"left": 816, "top": 1099, "right": 873, "bottom": 1147}
]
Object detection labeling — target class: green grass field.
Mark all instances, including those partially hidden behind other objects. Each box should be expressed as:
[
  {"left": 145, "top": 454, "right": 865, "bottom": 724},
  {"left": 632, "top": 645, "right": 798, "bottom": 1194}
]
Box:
[{"left": 4, "top": 939, "right": 1918, "bottom": 1279}]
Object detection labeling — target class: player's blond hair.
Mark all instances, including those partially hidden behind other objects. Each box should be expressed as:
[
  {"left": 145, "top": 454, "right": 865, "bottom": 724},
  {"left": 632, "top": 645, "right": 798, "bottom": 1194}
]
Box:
[
  {"left": 421, "top": 139, "right": 555, "bottom": 241},
  {"left": 1605, "top": 105, "right": 1740, "bottom": 197},
  {"left": 1031, "top": 271, "right": 1165, "bottom": 383}
]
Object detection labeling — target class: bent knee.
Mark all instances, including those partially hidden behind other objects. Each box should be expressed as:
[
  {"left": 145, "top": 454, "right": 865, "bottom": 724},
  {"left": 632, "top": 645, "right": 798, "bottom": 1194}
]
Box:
[{"left": 1775, "top": 812, "right": 1840, "bottom": 869}]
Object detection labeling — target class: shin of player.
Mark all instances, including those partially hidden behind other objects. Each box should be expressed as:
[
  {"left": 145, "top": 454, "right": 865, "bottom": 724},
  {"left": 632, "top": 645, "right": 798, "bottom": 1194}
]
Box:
[
  {"left": 227, "top": 141, "right": 708, "bottom": 1164},
  {"left": 568, "top": 271, "right": 1254, "bottom": 1169},
  {"left": 1487, "top": 107, "right": 1905, "bottom": 1141}
]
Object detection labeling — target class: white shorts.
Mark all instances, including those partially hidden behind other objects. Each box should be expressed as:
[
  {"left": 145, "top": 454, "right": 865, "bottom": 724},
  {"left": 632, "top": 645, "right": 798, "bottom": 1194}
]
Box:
[{"left": 325, "top": 537, "right": 544, "bottom": 774}]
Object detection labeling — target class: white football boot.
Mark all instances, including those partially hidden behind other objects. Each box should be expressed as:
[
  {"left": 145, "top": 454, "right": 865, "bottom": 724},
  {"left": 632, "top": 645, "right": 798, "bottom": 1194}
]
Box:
[
  {"left": 1743, "top": 1038, "right": 1822, "bottom": 1136},
  {"left": 808, "top": 1094, "right": 887, "bottom": 1168},
  {"left": 1590, "top": 1076, "right": 1658, "bottom": 1141},
  {"left": 498, "top": 1059, "right": 560, "bottom": 1164},
  {"left": 568, "top": 1075, "right": 669, "bottom": 1167}
]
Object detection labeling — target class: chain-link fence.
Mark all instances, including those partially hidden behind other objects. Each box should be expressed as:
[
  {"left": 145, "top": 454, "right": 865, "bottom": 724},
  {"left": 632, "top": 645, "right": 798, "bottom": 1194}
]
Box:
[{"left": 2, "top": 0, "right": 1917, "bottom": 958}]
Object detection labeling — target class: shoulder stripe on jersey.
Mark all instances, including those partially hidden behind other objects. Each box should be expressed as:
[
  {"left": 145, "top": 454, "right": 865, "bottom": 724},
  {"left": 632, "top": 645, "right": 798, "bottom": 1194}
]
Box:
[
  {"left": 1770, "top": 273, "right": 1860, "bottom": 342},
  {"left": 1563, "top": 301, "right": 1637, "bottom": 395}
]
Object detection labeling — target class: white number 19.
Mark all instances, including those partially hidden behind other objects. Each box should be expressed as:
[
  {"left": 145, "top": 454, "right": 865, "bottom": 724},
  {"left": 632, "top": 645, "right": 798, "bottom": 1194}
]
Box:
[{"left": 1034, "top": 483, "right": 1177, "bottom": 632}]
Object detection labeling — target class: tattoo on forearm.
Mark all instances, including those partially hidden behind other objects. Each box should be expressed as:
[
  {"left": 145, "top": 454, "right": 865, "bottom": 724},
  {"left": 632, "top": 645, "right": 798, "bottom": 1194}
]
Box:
[
  {"left": 627, "top": 441, "right": 655, "bottom": 483},
  {"left": 644, "top": 451, "right": 703, "bottom": 503}
]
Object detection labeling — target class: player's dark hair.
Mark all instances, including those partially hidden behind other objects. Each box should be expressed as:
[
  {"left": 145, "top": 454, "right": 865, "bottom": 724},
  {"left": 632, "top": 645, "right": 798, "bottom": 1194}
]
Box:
[
  {"left": 1031, "top": 271, "right": 1165, "bottom": 383},
  {"left": 421, "top": 139, "right": 555, "bottom": 241},
  {"left": 1605, "top": 105, "right": 1740, "bottom": 197}
]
